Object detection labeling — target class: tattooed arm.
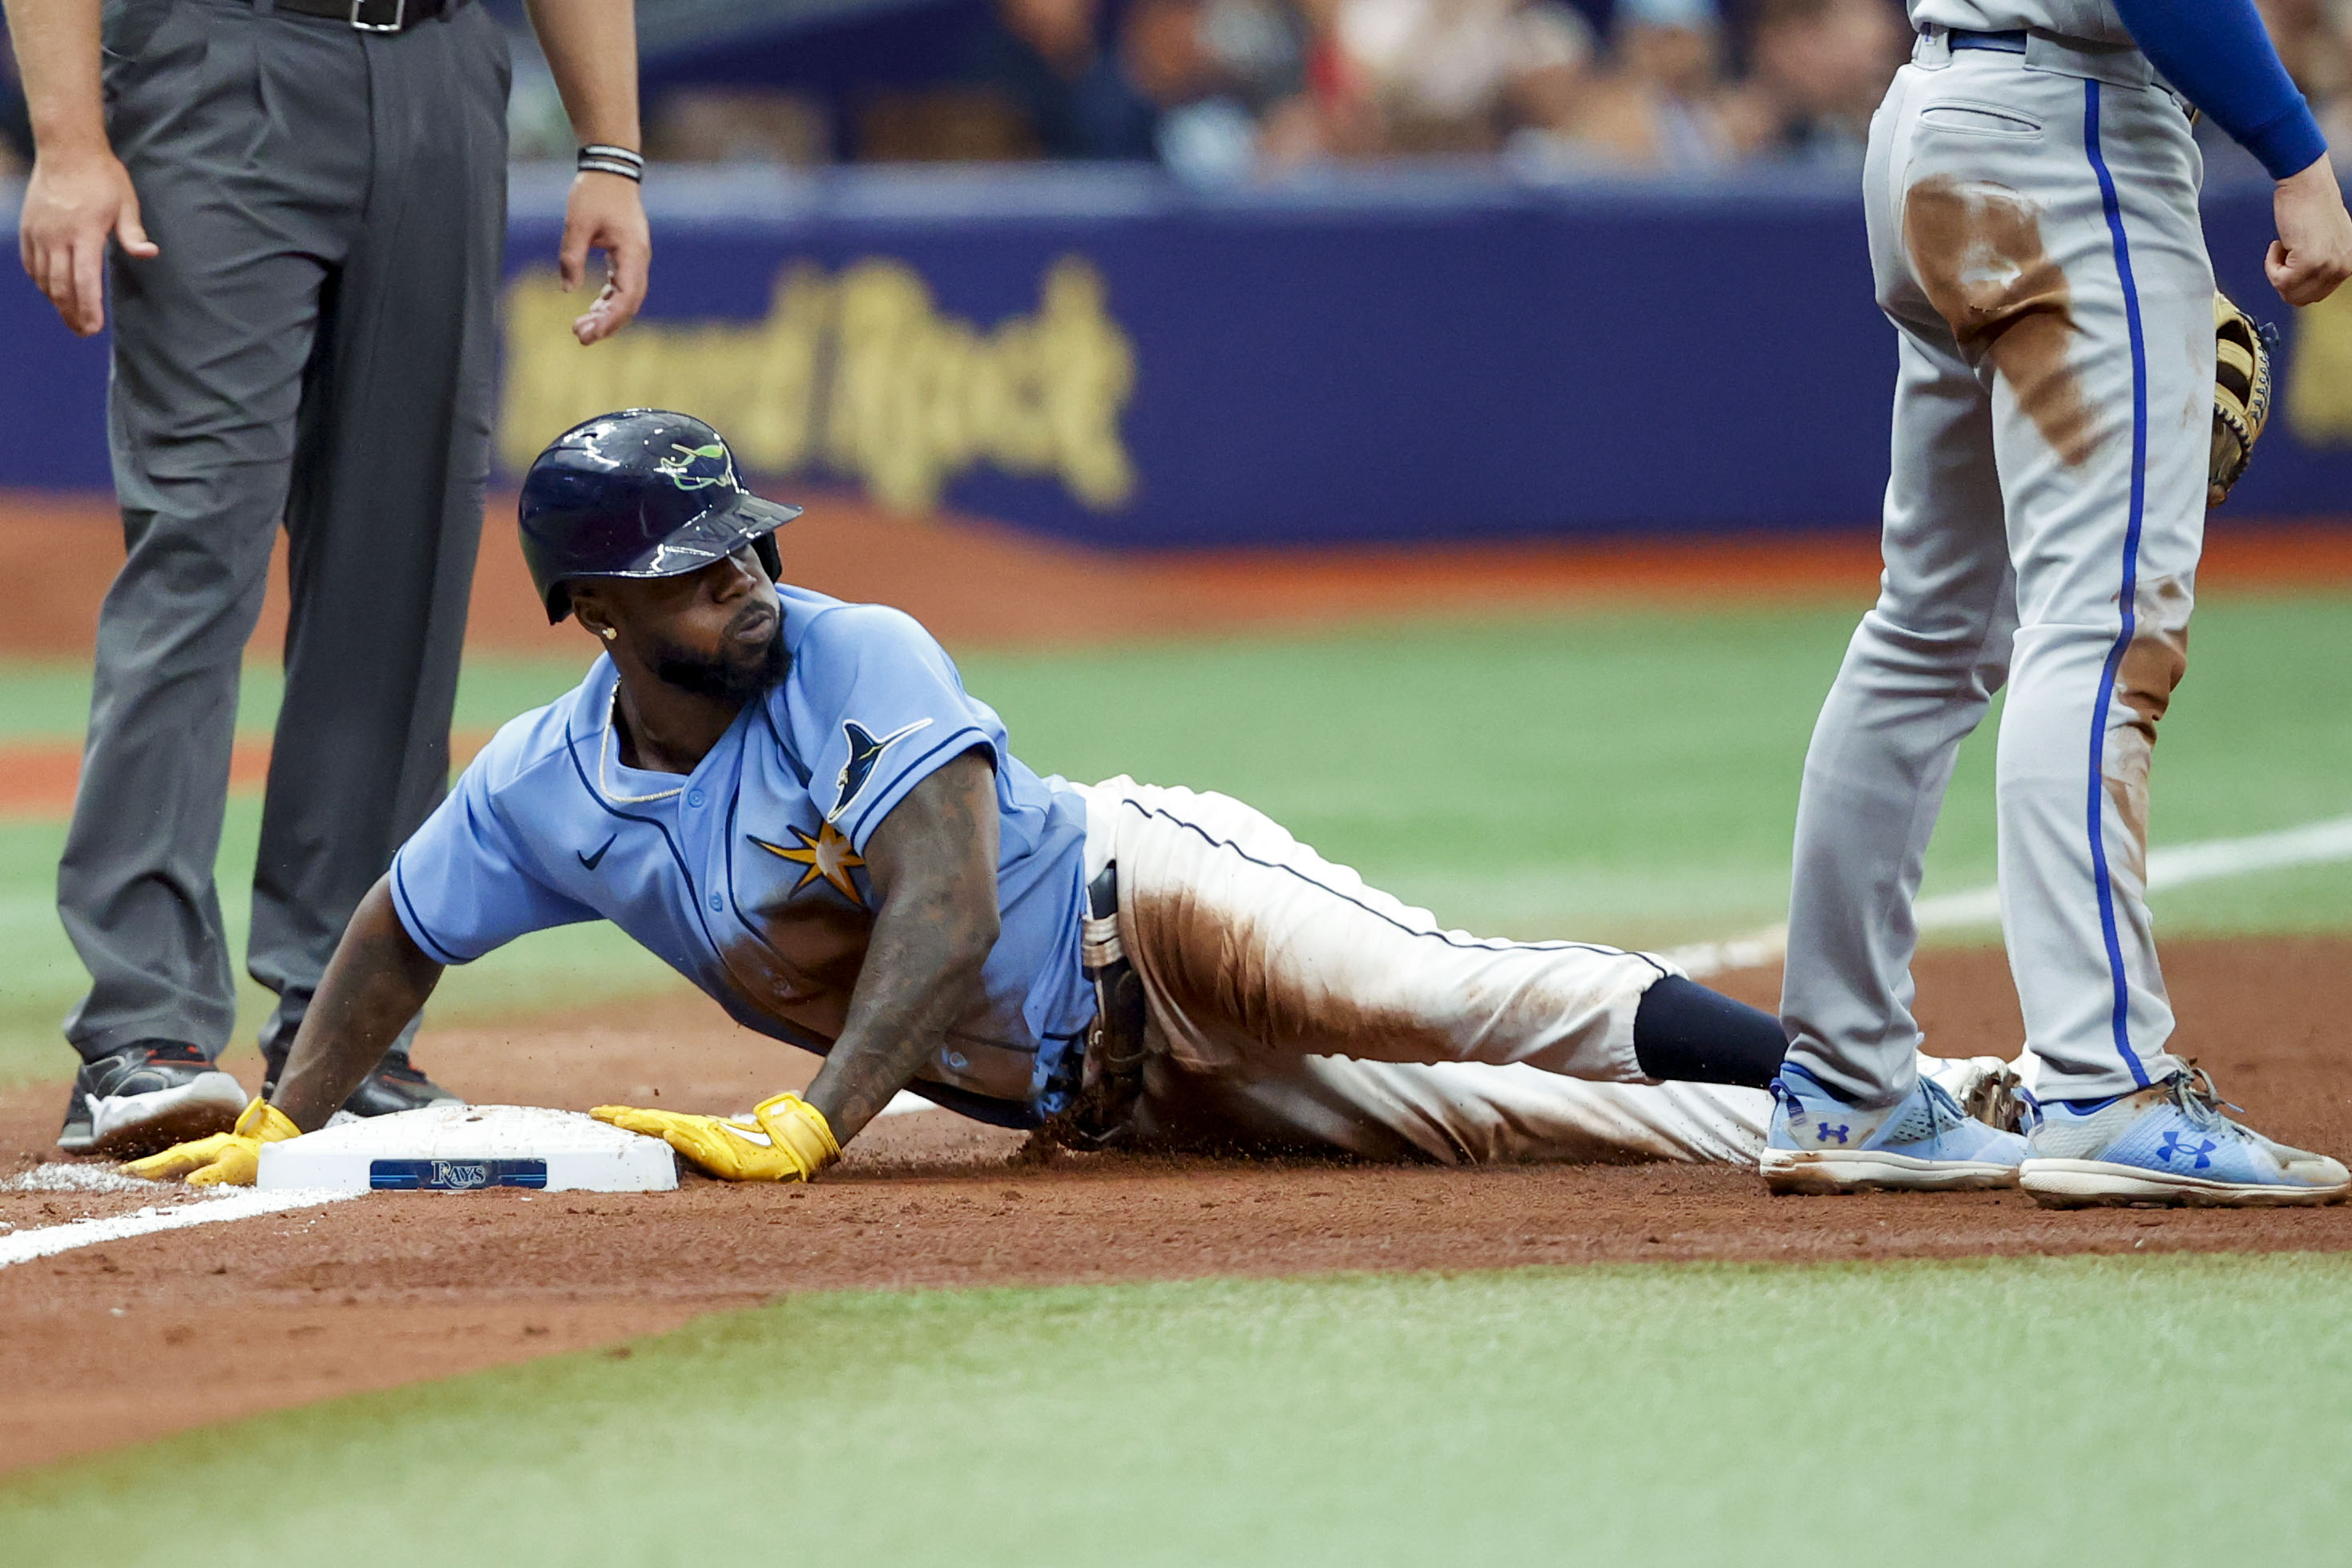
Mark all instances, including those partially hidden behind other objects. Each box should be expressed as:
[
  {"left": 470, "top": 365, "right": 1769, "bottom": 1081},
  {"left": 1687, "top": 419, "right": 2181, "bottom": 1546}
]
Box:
[
  {"left": 801, "top": 751, "right": 1003, "bottom": 1146},
  {"left": 271, "top": 878, "right": 446, "bottom": 1131}
]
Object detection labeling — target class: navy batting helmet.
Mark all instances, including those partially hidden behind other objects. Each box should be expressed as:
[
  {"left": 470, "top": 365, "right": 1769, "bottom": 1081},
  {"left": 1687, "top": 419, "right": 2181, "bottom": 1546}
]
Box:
[{"left": 518, "top": 409, "right": 803, "bottom": 623}]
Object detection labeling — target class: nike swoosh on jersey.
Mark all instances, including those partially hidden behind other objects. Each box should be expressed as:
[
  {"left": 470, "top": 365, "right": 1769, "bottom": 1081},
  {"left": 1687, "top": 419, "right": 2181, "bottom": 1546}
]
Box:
[{"left": 578, "top": 834, "right": 618, "bottom": 871}]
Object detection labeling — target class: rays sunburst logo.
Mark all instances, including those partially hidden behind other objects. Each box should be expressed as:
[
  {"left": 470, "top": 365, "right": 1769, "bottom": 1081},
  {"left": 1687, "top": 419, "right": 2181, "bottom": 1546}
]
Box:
[{"left": 751, "top": 822, "right": 866, "bottom": 905}]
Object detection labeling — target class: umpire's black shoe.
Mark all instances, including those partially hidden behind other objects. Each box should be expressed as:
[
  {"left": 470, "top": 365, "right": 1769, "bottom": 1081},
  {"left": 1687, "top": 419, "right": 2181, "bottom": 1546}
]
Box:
[
  {"left": 57, "top": 1042, "right": 248, "bottom": 1158},
  {"left": 341, "top": 1054, "right": 464, "bottom": 1117},
  {"left": 263, "top": 1047, "right": 463, "bottom": 1119}
]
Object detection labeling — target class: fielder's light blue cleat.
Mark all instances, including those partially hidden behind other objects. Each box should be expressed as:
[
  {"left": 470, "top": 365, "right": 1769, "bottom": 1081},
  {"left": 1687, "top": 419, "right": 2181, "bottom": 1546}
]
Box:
[
  {"left": 2020, "top": 1069, "right": 2350, "bottom": 1209},
  {"left": 1761, "top": 1063, "right": 2027, "bottom": 1195}
]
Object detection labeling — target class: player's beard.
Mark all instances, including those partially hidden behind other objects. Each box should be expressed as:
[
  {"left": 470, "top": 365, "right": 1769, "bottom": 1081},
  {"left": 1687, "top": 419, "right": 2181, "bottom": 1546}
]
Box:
[{"left": 650, "top": 607, "right": 788, "bottom": 705}]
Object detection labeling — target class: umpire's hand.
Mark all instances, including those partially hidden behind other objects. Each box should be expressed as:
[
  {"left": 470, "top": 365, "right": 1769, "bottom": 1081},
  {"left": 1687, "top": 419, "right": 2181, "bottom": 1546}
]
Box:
[
  {"left": 19, "top": 142, "right": 158, "bottom": 337},
  {"left": 561, "top": 168, "right": 650, "bottom": 345}
]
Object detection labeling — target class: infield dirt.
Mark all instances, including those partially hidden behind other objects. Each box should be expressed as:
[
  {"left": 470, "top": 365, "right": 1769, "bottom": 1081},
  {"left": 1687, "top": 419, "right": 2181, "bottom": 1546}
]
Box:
[{"left": 4, "top": 933, "right": 2350, "bottom": 1475}]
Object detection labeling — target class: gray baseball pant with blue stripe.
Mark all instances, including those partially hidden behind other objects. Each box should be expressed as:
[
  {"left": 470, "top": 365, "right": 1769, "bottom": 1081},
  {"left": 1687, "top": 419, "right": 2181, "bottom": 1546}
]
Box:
[{"left": 1781, "top": 30, "right": 2210, "bottom": 1106}]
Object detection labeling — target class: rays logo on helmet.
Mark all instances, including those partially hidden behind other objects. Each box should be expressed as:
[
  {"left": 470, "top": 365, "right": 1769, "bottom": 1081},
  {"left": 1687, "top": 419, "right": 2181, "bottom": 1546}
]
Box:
[
  {"left": 826, "top": 719, "right": 933, "bottom": 823},
  {"left": 655, "top": 441, "right": 738, "bottom": 492}
]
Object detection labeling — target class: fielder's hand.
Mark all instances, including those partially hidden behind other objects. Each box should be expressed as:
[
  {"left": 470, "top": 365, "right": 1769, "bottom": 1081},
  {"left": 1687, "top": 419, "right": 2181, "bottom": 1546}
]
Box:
[
  {"left": 122, "top": 1099, "right": 301, "bottom": 1187},
  {"left": 591, "top": 1092, "right": 840, "bottom": 1182},
  {"left": 2268, "top": 155, "right": 2352, "bottom": 307}
]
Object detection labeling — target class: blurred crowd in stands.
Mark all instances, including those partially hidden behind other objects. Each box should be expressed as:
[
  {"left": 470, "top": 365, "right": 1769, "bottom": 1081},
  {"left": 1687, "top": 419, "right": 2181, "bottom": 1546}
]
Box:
[
  {"left": 595, "top": 0, "right": 2352, "bottom": 179},
  {"left": 6, "top": 0, "right": 2352, "bottom": 180},
  {"left": 951, "top": 0, "right": 1914, "bottom": 175}
]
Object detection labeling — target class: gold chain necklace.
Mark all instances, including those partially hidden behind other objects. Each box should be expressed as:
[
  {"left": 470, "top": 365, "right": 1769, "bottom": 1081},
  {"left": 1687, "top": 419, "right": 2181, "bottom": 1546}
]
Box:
[{"left": 598, "top": 685, "right": 687, "bottom": 804}]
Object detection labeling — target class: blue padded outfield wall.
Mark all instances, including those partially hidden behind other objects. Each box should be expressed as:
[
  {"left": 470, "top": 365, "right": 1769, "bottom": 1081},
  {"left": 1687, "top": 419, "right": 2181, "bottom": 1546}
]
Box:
[{"left": 5, "top": 164, "right": 2350, "bottom": 548}]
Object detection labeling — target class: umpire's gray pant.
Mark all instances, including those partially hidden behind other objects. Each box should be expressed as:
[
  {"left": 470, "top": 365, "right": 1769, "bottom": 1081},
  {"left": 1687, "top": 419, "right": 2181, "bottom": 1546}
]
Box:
[{"left": 61, "top": 0, "right": 509, "bottom": 1064}]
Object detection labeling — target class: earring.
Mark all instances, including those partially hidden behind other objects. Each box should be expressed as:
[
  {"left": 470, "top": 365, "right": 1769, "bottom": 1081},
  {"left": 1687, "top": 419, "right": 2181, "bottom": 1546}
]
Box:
[{"left": 599, "top": 627, "right": 617, "bottom": 642}]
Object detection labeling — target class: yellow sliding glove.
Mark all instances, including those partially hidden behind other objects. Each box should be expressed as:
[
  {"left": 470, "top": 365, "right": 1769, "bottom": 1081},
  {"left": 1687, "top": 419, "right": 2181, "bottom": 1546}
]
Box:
[
  {"left": 591, "top": 1092, "right": 840, "bottom": 1183},
  {"left": 123, "top": 1098, "right": 301, "bottom": 1187}
]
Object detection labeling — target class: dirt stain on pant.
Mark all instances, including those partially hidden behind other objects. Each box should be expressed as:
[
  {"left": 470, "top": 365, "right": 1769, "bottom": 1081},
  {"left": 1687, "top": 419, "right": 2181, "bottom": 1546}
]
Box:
[
  {"left": 1121, "top": 885, "right": 1465, "bottom": 1072},
  {"left": 1904, "top": 175, "right": 2098, "bottom": 466},
  {"left": 2103, "top": 574, "right": 2193, "bottom": 883}
]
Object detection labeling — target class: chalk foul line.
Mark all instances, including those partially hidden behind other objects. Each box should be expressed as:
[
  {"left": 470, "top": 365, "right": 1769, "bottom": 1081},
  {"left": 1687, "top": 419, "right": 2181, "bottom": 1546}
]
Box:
[
  {"left": 0, "top": 1185, "right": 356, "bottom": 1269},
  {"left": 1665, "top": 812, "right": 2352, "bottom": 980}
]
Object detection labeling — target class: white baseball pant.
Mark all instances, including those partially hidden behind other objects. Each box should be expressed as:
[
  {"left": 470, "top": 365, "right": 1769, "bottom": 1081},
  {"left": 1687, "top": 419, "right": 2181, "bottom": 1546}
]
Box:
[{"left": 1074, "top": 777, "right": 1771, "bottom": 1165}]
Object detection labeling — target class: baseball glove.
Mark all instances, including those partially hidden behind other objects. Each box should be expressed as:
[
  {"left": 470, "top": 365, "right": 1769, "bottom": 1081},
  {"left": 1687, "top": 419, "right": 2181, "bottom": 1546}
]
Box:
[{"left": 2210, "top": 290, "right": 2277, "bottom": 508}]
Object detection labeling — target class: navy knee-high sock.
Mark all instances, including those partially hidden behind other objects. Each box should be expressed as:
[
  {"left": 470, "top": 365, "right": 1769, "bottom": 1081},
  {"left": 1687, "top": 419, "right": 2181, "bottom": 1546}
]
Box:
[{"left": 1632, "top": 976, "right": 1789, "bottom": 1089}]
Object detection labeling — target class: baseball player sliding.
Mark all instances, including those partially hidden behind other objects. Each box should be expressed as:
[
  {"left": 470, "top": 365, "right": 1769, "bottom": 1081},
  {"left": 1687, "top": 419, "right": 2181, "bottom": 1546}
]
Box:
[
  {"left": 1768, "top": 1, "right": 2352, "bottom": 1204},
  {"left": 131, "top": 410, "right": 1817, "bottom": 1187}
]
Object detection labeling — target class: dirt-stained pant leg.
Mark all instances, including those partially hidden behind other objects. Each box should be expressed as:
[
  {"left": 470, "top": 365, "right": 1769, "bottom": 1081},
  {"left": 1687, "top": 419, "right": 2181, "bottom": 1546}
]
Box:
[
  {"left": 1785, "top": 37, "right": 2206, "bottom": 1106},
  {"left": 1075, "top": 778, "right": 1765, "bottom": 1163},
  {"left": 1135, "top": 1055, "right": 1770, "bottom": 1165}
]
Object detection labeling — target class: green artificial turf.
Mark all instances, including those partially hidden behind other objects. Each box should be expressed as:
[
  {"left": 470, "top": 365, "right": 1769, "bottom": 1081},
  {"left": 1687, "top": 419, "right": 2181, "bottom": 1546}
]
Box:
[
  {"left": 0, "top": 653, "right": 664, "bottom": 1086},
  {"left": 3, "top": 595, "right": 2349, "bottom": 1086},
  {"left": 0, "top": 661, "right": 98, "bottom": 741},
  {"left": 961, "top": 594, "right": 2352, "bottom": 943},
  {"left": 6, "top": 1252, "right": 2350, "bottom": 1566}
]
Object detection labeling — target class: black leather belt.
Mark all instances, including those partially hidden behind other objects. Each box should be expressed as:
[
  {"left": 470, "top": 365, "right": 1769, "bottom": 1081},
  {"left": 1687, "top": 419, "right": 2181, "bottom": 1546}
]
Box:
[
  {"left": 269, "top": 0, "right": 458, "bottom": 34},
  {"left": 1947, "top": 29, "right": 2029, "bottom": 51}
]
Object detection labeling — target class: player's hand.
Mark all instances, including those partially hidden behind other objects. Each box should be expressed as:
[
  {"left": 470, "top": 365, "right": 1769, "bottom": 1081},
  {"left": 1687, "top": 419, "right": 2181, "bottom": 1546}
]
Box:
[
  {"left": 591, "top": 1092, "right": 840, "bottom": 1182},
  {"left": 2267, "top": 155, "right": 2352, "bottom": 307},
  {"left": 122, "top": 1099, "right": 301, "bottom": 1187},
  {"left": 558, "top": 169, "right": 651, "bottom": 345},
  {"left": 17, "top": 143, "right": 159, "bottom": 337}
]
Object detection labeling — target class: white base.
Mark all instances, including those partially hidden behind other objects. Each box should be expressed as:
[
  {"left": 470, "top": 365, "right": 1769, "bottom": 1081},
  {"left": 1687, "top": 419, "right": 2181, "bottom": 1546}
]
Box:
[{"left": 256, "top": 1104, "right": 679, "bottom": 1194}]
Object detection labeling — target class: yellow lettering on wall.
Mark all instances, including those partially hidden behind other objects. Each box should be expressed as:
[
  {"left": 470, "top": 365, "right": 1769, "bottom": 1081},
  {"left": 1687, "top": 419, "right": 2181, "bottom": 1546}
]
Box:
[
  {"left": 498, "top": 256, "right": 1136, "bottom": 512},
  {"left": 2285, "top": 285, "right": 2352, "bottom": 446}
]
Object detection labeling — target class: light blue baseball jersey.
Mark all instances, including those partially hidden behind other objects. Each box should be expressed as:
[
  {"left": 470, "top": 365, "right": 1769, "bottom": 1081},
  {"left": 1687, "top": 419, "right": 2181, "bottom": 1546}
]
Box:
[{"left": 389, "top": 585, "right": 1095, "bottom": 1126}]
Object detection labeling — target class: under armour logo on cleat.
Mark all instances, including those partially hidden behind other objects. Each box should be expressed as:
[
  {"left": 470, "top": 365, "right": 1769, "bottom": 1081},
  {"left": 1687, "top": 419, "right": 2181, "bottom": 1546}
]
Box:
[
  {"left": 2158, "top": 1131, "right": 2217, "bottom": 1169},
  {"left": 1816, "top": 1122, "right": 1850, "bottom": 1145}
]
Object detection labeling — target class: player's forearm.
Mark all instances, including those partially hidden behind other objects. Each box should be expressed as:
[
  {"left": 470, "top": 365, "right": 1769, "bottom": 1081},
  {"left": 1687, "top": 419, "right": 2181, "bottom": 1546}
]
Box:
[
  {"left": 522, "top": 0, "right": 641, "bottom": 151},
  {"left": 806, "top": 843, "right": 1002, "bottom": 1143},
  {"left": 805, "top": 899, "right": 997, "bottom": 1144},
  {"left": 272, "top": 879, "right": 446, "bottom": 1132},
  {"left": 3, "top": 0, "right": 109, "bottom": 153},
  {"left": 804, "top": 756, "right": 1003, "bottom": 1145}
]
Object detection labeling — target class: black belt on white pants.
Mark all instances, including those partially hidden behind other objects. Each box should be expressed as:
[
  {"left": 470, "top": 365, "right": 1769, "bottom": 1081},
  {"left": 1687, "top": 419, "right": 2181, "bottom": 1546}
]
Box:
[{"left": 1046, "top": 864, "right": 1149, "bottom": 1149}]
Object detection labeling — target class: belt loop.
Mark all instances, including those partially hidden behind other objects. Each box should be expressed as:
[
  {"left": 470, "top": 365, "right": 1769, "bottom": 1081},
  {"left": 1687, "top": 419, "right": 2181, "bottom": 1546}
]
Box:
[
  {"left": 2019, "top": 30, "right": 2152, "bottom": 89},
  {"left": 1913, "top": 26, "right": 1952, "bottom": 67},
  {"left": 1082, "top": 864, "right": 1124, "bottom": 972}
]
